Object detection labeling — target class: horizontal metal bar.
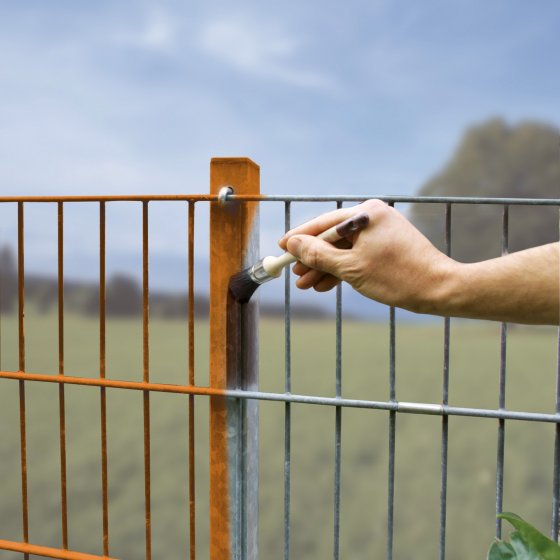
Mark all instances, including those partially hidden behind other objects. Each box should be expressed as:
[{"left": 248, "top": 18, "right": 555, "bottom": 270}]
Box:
[
  {"left": 0, "top": 370, "right": 229, "bottom": 396},
  {"left": 0, "top": 538, "right": 118, "bottom": 560},
  {"left": 1, "top": 370, "right": 559, "bottom": 423},
  {"left": 0, "top": 194, "right": 558, "bottom": 205},
  {"left": 226, "top": 195, "right": 560, "bottom": 205},
  {"left": 0, "top": 194, "right": 218, "bottom": 203}
]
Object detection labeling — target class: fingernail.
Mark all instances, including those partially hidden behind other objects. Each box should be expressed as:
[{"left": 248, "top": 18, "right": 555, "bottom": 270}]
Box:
[{"left": 287, "top": 236, "right": 302, "bottom": 257}]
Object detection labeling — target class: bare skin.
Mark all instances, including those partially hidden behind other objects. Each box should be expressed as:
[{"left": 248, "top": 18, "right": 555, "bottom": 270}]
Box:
[{"left": 279, "top": 199, "right": 559, "bottom": 325}]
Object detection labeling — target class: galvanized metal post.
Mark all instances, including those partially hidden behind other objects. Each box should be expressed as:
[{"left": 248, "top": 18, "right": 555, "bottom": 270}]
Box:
[{"left": 209, "top": 158, "right": 260, "bottom": 560}]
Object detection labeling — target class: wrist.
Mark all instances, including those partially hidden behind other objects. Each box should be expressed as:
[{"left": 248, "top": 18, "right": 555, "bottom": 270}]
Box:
[{"left": 414, "top": 257, "right": 464, "bottom": 317}]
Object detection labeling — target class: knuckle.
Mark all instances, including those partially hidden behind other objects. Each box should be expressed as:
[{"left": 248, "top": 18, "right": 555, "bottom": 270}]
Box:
[
  {"left": 360, "top": 199, "right": 390, "bottom": 222},
  {"left": 361, "top": 199, "right": 386, "bottom": 211}
]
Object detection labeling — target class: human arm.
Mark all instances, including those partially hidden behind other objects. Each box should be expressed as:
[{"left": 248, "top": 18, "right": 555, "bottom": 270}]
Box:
[{"left": 279, "top": 200, "right": 559, "bottom": 325}]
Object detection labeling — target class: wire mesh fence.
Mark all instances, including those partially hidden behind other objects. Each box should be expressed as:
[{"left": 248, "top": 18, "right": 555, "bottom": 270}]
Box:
[{"left": 0, "top": 159, "right": 559, "bottom": 559}]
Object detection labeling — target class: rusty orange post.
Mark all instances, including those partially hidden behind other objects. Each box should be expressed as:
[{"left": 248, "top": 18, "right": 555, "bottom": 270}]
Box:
[{"left": 209, "top": 158, "right": 260, "bottom": 560}]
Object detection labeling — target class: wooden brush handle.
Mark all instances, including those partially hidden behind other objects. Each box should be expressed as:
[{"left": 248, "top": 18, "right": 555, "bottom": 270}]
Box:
[{"left": 266, "top": 212, "right": 370, "bottom": 275}]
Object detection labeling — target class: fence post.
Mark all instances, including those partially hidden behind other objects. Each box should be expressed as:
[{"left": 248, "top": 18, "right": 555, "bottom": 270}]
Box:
[{"left": 209, "top": 157, "right": 260, "bottom": 559}]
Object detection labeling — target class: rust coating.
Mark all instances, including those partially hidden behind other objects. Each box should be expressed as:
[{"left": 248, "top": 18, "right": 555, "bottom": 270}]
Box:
[
  {"left": 18, "top": 202, "right": 25, "bottom": 372},
  {"left": 58, "top": 202, "right": 69, "bottom": 549},
  {"left": 0, "top": 194, "right": 222, "bottom": 202},
  {"left": 209, "top": 157, "right": 260, "bottom": 559},
  {"left": 17, "top": 202, "right": 29, "bottom": 560},
  {"left": 142, "top": 201, "right": 152, "bottom": 560},
  {"left": 0, "top": 370, "right": 229, "bottom": 395},
  {"left": 99, "top": 202, "right": 110, "bottom": 556},
  {"left": 99, "top": 202, "right": 107, "bottom": 380},
  {"left": 188, "top": 201, "right": 196, "bottom": 559},
  {"left": 0, "top": 539, "right": 118, "bottom": 560}
]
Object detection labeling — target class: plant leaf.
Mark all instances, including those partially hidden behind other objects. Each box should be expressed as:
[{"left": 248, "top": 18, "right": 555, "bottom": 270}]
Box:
[
  {"left": 498, "top": 513, "right": 560, "bottom": 560},
  {"left": 488, "top": 539, "right": 517, "bottom": 559},
  {"left": 510, "top": 532, "right": 541, "bottom": 559}
]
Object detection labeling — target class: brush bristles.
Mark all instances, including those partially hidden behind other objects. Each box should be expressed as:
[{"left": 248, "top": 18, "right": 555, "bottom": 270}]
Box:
[
  {"left": 229, "top": 258, "right": 277, "bottom": 303},
  {"left": 228, "top": 268, "right": 261, "bottom": 303}
]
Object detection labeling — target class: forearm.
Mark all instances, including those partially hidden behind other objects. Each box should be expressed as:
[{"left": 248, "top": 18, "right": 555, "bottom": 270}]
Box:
[
  {"left": 282, "top": 201, "right": 559, "bottom": 326},
  {"left": 434, "top": 243, "right": 559, "bottom": 325}
]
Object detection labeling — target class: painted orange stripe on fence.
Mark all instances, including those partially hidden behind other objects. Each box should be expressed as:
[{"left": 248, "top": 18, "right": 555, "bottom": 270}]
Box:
[{"left": 0, "top": 539, "right": 118, "bottom": 560}]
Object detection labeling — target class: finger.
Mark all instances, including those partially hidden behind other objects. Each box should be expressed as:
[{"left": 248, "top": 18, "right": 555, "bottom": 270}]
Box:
[
  {"left": 313, "top": 275, "right": 340, "bottom": 292},
  {"left": 295, "top": 268, "right": 329, "bottom": 290},
  {"left": 278, "top": 201, "right": 379, "bottom": 249},
  {"left": 292, "top": 237, "right": 352, "bottom": 277},
  {"left": 287, "top": 235, "right": 351, "bottom": 278},
  {"left": 279, "top": 207, "right": 355, "bottom": 249},
  {"left": 292, "top": 261, "right": 310, "bottom": 276}
]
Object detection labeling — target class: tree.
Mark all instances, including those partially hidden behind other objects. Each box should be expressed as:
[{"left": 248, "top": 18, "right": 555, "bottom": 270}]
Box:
[
  {"left": 105, "top": 274, "right": 142, "bottom": 316},
  {"left": 409, "top": 118, "right": 559, "bottom": 262}
]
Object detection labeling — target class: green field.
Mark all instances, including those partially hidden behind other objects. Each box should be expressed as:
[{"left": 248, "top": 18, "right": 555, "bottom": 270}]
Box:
[{"left": 0, "top": 310, "right": 558, "bottom": 559}]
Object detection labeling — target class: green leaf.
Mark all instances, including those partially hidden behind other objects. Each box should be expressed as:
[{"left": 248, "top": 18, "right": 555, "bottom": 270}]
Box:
[
  {"left": 510, "top": 532, "right": 540, "bottom": 559},
  {"left": 498, "top": 513, "right": 560, "bottom": 560},
  {"left": 487, "top": 539, "right": 516, "bottom": 559}
]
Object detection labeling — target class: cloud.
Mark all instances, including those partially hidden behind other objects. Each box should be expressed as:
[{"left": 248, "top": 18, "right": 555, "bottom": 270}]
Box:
[
  {"left": 112, "top": 8, "right": 176, "bottom": 51},
  {"left": 198, "top": 16, "right": 336, "bottom": 90}
]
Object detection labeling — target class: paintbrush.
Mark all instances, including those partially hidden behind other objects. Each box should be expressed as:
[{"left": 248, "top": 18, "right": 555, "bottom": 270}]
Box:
[{"left": 229, "top": 212, "right": 370, "bottom": 303}]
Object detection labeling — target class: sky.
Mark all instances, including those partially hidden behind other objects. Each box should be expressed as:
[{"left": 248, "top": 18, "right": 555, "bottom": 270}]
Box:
[
  {"left": 1, "top": 0, "right": 559, "bottom": 197},
  {"left": 0, "top": 0, "right": 559, "bottom": 311}
]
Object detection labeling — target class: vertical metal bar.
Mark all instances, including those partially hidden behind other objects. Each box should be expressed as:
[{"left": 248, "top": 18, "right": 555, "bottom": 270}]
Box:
[
  {"left": 495, "top": 205, "right": 509, "bottom": 538},
  {"left": 188, "top": 201, "right": 196, "bottom": 560},
  {"left": 18, "top": 203, "right": 25, "bottom": 374},
  {"left": 18, "top": 201, "right": 29, "bottom": 560},
  {"left": 58, "top": 202, "right": 69, "bottom": 550},
  {"left": 58, "top": 203, "right": 65, "bottom": 374},
  {"left": 552, "top": 209, "right": 560, "bottom": 541},
  {"left": 387, "top": 202, "right": 396, "bottom": 560},
  {"left": 553, "top": 328, "right": 560, "bottom": 541},
  {"left": 142, "top": 201, "right": 152, "bottom": 560},
  {"left": 100, "top": 202, "right": 106, "bottom": 380},
  {"left": 209, "top": 157, "right": 260, "bottom": 560},
  {"left": 439, "top": 203, "right": 451, "bottom": 560},
  {"left": 99, "top": 201, "right": 110, "bottom": 556},
  {"left": 0, "top": 213, "right": 2, "bottom": 371},
  {"left": 283, "top": 201, "right": 292, "bottom": 560},
  {"left": 334, "top": 200, "right": 343, "bottom": 560}
]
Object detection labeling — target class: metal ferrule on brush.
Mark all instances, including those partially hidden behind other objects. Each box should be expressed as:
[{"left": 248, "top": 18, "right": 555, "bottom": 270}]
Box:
[
  {"left": 248, "top": 259, "right": 273, "bottom": 285},
  {"left": 249, "top": 255, "right": 286, "bottom": 284}
]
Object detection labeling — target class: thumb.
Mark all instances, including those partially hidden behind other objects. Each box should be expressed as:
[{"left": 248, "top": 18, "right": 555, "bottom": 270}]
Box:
[{"left": 286, "top": 235, "right": 350, "bottom": 277}]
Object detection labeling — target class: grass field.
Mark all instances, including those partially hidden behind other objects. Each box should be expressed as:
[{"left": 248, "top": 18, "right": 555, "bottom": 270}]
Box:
[{"left": 0, "top": 309, "right": 558, "bottom": 559}]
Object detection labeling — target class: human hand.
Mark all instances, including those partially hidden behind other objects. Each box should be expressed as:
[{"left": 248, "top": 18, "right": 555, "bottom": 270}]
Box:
[{"left": 278, "top": 199, "right": 457, "bottom": 314}]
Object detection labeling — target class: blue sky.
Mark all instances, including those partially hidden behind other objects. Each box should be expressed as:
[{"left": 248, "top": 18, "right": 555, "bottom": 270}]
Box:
[
  {"left": 1, "top": 0, "right": 559, "bottom": 306},
  {"left": 1, "top": 0, "right": 559, "bottom": 197}
]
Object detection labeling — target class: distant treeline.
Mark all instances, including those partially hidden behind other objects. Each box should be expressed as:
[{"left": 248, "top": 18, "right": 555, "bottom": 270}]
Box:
[{"left": 0, "top": 247, "right": 328, "bottom": 319}]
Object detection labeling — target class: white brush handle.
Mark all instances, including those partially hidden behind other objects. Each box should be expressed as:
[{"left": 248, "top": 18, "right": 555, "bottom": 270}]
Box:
[{"left": 262, "top": 212, "right": 369, "bottom": 278}]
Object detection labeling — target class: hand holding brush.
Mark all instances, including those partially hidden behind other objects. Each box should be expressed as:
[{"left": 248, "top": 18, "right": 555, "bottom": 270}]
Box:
[{"left": 229, "top": 212, "right": 370, "bottom": 303}]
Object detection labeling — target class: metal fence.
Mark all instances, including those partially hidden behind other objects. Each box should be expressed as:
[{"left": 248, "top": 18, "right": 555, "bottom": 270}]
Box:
[{"left": 0, "top": 157, "right": 559, "bottom": 559}]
